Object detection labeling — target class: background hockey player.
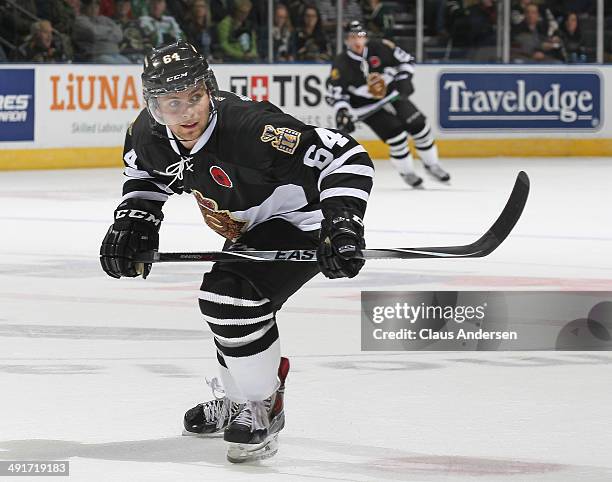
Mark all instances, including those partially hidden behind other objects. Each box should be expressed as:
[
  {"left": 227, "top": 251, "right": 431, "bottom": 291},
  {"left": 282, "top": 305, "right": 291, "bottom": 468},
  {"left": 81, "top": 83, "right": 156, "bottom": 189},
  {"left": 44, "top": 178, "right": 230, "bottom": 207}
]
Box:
[
  {"left": 327, "top": 21, "right": 450, "bottom": 188},
  {"left": 99, "top": 41, "right": 373, "bottom": 463}
]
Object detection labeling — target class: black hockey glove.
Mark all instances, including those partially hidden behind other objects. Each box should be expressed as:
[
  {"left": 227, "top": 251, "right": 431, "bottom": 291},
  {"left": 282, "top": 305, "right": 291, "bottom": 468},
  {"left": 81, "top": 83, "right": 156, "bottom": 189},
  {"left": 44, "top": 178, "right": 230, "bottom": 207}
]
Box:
[
  {"left": 100, "top": 199, "right": 163, "bottom": 279},
  {"left": 336, "top": 108, "right": 355, "bottom": 134},
  {"left": 394, "top": 75, "right": 415, "bottom": 99},
  {"left": 317, "top": 209, "right": 365, "bottom": 279}
]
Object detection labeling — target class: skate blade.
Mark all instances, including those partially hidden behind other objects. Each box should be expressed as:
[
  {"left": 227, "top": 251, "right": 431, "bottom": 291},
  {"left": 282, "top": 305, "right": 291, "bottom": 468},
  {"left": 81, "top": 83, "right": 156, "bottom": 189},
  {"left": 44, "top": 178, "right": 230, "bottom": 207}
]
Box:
[
  {"left": 226, "top": 435, "right": 279, "bottom": 463},
  {"left": 424, "top": 167, "right": 450, "bottom": 183},
  {"left": 181, "top": 428, "right": 224, "bottom": 438}
]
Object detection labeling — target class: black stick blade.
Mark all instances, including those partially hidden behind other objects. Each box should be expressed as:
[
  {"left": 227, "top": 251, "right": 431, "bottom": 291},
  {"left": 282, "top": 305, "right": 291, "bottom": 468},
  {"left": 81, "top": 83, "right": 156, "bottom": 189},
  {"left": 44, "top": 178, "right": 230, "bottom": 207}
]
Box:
[
  {"left": 468, "top": 170, "right": 530, "bottom": 256},
  {"left": 362, "top": 171, "right": 530, "bottom": 260}
]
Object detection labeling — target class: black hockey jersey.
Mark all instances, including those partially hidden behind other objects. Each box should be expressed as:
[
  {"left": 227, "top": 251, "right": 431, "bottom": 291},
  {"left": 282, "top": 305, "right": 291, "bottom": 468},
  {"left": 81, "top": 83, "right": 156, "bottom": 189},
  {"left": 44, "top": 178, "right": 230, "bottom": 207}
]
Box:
[
  {"left": 327, "top": 39, "right": 415, "bottom": 117},
  {"left": 121, "top": 91, "right": 374, "bottom": 241}
]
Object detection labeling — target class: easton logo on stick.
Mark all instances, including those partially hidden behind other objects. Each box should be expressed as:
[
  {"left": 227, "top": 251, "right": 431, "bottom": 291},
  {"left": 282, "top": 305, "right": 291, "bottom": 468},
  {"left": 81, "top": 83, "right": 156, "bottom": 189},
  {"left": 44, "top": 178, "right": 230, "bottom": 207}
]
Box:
[
  {"left": 274, "top": 250, "right": 316, "bottom": 260},
  {"left": 210, "top": 165, "right": 232, "bottom": 188}
]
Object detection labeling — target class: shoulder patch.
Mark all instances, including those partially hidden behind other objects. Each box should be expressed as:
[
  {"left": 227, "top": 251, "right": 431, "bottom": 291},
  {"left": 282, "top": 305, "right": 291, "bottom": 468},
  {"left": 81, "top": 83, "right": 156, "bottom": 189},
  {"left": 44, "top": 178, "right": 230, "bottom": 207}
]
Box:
[
  {"left": 382, "top": 39, "right": 396, "bottom": 50},
  {"left": 128, "top": 120, "right": 135, "bottom": 136},
  {"left": 261, "top": 125, "right": 301, "bottom": 155},
  {"left": 330, "top": 68, "right": 340, "bottom": 81}
]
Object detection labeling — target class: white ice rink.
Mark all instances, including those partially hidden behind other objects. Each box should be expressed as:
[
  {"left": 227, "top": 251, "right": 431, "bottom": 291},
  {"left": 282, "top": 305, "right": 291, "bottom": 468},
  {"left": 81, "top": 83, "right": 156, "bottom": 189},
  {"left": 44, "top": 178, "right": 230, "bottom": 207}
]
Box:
[{"left": 1, "top": 158, "right": 612, "bottom": 481}]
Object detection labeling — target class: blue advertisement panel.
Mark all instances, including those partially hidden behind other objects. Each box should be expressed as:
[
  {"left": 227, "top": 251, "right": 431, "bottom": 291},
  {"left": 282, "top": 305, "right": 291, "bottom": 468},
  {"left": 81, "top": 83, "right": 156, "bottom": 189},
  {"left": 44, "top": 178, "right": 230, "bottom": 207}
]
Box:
[
  {"left": 0, "top": 69, "right": 35, "bottom": 141},
  {"left": 438, "top": 71, "right": 602, "bottom": 131}
]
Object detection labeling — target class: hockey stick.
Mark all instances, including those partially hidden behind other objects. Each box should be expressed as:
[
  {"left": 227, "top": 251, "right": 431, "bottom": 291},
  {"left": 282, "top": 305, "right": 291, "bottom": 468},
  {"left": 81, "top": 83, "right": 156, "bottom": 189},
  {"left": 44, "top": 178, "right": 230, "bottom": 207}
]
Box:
[
  {"left": 338, "top": 92, "right": 401, "bottom": 135},
  {"left": 355, "top": 92, "right": 401, "bottom": 123},
  {"left": 135, "top": 171, "right": 529, "bottom": 264}
]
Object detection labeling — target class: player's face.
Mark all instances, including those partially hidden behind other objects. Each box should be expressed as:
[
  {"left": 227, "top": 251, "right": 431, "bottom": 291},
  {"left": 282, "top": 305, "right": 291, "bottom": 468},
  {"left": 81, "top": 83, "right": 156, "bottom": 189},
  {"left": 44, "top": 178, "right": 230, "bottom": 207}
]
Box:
[
  {"left": 156, "top": 83, "right": 210, "bottom": 140},
  {"left": 346, "top": 33, "right": 367, "bottom": 55}
]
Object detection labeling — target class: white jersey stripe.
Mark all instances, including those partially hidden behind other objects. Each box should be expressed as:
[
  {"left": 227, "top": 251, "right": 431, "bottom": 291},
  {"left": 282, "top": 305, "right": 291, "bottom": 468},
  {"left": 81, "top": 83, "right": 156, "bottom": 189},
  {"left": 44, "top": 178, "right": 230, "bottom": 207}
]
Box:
[
  {"left": 320, "top": 187, "right": 370, "bottom": 202},
  {"left": 385, "top": 132, "right": 408, "bottom": 144},
  {"left": 318, "top": 145, "right": 367, "bottom": 189},
  {"left": 121, "top": 191, "right": 169, "bottom": 202},
  {"left": 213, "top": 320, "right": 276, "bottom": 347},
  {"left": 231, "top": 184, "right": 308, "bottom": 230},
  {"left": 124, "top": 166, "right": 154, "bottom": 179},
  {"left": 204, "top": 313, "right": 275, "bottom": 326},
  {"left": 271, "top": 209, "right": 324, "bottom": 231},
  {"left": 323, "top": 164, "right": 375, "bottom": 179},
  {"left": 199, "top": 290, "right": 270, "bottom": 307}
]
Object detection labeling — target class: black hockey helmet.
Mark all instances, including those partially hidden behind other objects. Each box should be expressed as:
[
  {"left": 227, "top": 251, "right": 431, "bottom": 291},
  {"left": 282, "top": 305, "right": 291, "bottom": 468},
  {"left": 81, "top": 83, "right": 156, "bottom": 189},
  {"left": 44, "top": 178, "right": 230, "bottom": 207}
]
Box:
[
  {"left": 142, "top": 41, "right": 218, "bottom": 125},
  {"left": 344, "top": 20, "right": 367, "bottom": 37},
  {"left": 142, "top": 41, "right": 218, "bottom": 98}
]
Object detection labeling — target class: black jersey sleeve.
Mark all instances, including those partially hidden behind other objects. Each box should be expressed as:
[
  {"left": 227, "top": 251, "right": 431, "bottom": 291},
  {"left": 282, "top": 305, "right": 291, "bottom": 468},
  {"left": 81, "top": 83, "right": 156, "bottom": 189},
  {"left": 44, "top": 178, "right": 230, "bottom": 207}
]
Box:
[
  {"left": 229, "top": 101, "right": 374, "bottom": 219},
  {"left": 119, "top": 114, "right": 174, "bottom": 210},
  {"left": 326, "top": 57, "right": 352, "bottom": 114},
  {"left": 381, "top": 39, "right": 416, "bottom": 97}
]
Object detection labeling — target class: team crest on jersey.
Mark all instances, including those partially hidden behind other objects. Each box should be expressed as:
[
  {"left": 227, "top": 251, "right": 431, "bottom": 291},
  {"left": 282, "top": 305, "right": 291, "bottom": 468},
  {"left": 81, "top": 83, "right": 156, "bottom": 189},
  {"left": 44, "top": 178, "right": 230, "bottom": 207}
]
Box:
[
  {"left": 330, "top": 68, "right": 340, "bottom": 80},
  {"left": 260, "top": 125, "right": 301, "bottom": 154},
  {"left": 192, "top": 190, "right": 247, "bottom": 241},
  {"left": 369, "top": 56, "right": 381, "bottom": 68},
  {"left": 209, "top": 165, "right": 232, "bottom": 188}
]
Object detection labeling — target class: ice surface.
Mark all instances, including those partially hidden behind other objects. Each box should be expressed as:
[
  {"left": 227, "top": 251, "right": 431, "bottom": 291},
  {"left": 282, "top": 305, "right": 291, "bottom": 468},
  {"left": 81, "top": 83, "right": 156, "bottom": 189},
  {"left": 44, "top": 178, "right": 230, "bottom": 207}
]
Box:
[{"left": 1, "top": 158, "right": 611, "bottom": 481}]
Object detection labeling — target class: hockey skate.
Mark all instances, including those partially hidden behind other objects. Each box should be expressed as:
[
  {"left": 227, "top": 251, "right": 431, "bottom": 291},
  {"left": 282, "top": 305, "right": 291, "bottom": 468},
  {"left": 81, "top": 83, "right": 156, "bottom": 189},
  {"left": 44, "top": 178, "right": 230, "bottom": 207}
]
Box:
[
  {"left": 224, "top": 357, "right": 289, "bottom": 463},
  {"left": 399, "top": 171, "right": 424, "bottom": 188},
  {"left": 182, "top": 377, "right": 243, "bottom": 437},
  {"left": 424, "top": 164, "right": 451, "bottom": 182}
]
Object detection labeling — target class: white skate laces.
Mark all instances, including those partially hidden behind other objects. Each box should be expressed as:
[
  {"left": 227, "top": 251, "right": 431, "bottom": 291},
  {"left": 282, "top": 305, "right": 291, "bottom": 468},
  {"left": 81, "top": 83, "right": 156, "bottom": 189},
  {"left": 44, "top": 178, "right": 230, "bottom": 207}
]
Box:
[
  {"left": 204, "top": 377, "right": 237, "bottom": 430},
  {"left": 233, "top": 399, "right": 272, "bottom": 432},
  {"left": 205, "top": 376, "right": 225, "bottom": 399}
]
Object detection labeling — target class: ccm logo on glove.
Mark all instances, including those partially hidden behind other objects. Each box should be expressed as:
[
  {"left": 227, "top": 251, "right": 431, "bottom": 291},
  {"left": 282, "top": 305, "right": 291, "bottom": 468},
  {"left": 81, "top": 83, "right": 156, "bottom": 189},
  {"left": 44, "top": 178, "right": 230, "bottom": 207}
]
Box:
[{"left": 115, "top": 209, "right": 162, "bottom": 226}]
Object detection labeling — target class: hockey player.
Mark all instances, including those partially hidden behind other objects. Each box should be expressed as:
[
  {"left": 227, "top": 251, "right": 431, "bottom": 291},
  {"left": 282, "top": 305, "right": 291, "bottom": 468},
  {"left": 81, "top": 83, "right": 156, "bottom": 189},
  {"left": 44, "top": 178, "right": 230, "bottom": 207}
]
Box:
[
  {"left": 99, "top": 41, "right": 373, "bottom": 463},
  {"left": 327, "top": 21, "right": 450, "bottom": 187}
]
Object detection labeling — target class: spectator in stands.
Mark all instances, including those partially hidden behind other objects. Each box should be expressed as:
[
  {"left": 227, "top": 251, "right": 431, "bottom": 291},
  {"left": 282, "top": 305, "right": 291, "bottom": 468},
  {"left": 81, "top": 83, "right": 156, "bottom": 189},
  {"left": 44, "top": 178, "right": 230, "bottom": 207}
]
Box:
[
  {"left": 365, "top": 0, "right": 394, "bottom": 39},
  {"left": 318, "top": 0, "right": 363, "bottom": 41},
  {"left": 559, "top": 11, "right": 586, "bottom": 63},
  {"left": 295, "top": 5, "right": 331, "bottom": 62},
  {"left": 210, "top": 0, "right": 231, "bottom": 24},
  {"left": 184, "top": 0, "right": 213, "bottom": 58},
  {"left": 249, "top": 0, "right": 269, "bottom": 59},
  {"left": 73, "top": 0, "right": 131, "bottom": 63},
  {"left": 512, "top": 3, "right": 562, "bottom": 63},
  {"left": 114, "top": 0, "right": 153, "bottom": 63},
  {"left": 217, "top": 0, "right": 259, "bottom": 61},
  {"left": 167, "top": 0, "right": 195, "bottom": 25},
  {"left": 99, "top": 0, "right": 115, "bottom": 16},
  {"left": 464, "top": 0, "right": 497, "bottom": 61},
  {"left": 131, "top": 0, "right": 149, "bottom": 17},
  {"left": 272, "top": 3, "right": 296, "bottom": 61},
  {"left": 284, "top": 0, "right": 309, "bottom": 28},
  {"left": 139, "top": 0, "right": 183, "bottom": 46},
  {"left": 16, "top": 19, "right": 68, "bottom": 62},
  {"left": 548, "top": 0, "right": 596, "bottom": 18},
  {"left": 511, "top": 0, "right": 558, "bottom": 38},
  {"left": 36, "top": 0, "right": 78, "bottom": 59},
  {"left": 0, "top": 0, "right": 37, "bottom": 47}
]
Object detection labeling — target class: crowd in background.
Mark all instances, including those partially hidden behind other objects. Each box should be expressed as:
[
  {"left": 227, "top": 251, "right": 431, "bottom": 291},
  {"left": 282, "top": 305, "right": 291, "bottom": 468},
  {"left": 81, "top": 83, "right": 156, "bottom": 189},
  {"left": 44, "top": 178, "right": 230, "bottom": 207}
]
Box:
[
  {"left": 432, "top": 0, "right": 605, "bottom": 62},
  {"left": 0, "top": 0, "right": 372, "bottom": 63},
  {"left": 0, "top": 0, "right": 609, "bottom": 63}
]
